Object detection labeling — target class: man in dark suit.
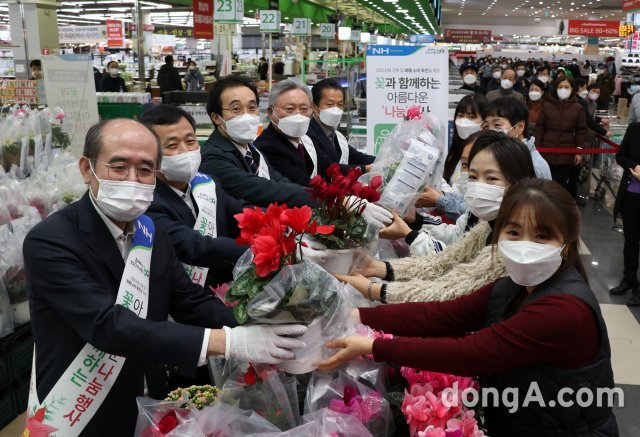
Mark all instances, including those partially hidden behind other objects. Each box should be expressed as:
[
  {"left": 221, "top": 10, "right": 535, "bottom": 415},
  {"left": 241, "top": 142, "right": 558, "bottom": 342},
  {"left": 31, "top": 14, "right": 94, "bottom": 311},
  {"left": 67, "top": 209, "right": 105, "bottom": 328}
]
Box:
[
  {"left": 23, "top": 118, "right": 306, "bottom": 435},
  {"left": 200, "top": 75, "right": 314, "bottom": 207},
  {"left": 307, "top": 78, "right": 375, "bottom": 178},
  {"left": 255, "top": 79, "right": 317, "bottom": 186},
  {"left": 141, "top": 105, "right": 248, "bottom": 288},
  {"left": 157, "top": 55, "right": 183, "bottom": 95}
]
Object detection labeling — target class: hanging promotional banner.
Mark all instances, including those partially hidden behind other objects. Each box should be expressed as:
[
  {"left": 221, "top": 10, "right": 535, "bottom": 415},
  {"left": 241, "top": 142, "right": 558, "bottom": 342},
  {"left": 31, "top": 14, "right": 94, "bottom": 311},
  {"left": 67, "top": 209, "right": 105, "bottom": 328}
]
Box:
[
  {"left": 292, "top": 18, "right": 311, "bottom": 36},
  {"left": 193, "top": 0, "right": 214, "bottom": 39},
  {"left": 320, "top": 23, "right": 335, "bottom": 39},
  {"left": 351, "top": 29, "right": 362, "bottom": 42},
  {"left": 409, "top": 34, "right": 436, "bottom": 44},
  {"left": 106, "top": 19, "right": 124, "bottom": 47},
  {"left": 59, "top": 26, "right": 107, "bottom": 44},
  {"left": 366, "top": 45, "right": 449, "bottom": 155},
  {"left": 215, "top": 0, "right": 243, "bottom": 23},
  {"left": 443, "top": 29, "right": 491, "bottom": 44},
  {"left": 42, "top": 55, "right": 99, "bottom": 155},
  {"left": 259, "top": 9, "right": 280, "bottom": 33},
  {"left": 567, "top": 20, "right": 620, "bottom": 37},
  {"left": 624, "top": 0, "right": 640, "bottom": 11}
]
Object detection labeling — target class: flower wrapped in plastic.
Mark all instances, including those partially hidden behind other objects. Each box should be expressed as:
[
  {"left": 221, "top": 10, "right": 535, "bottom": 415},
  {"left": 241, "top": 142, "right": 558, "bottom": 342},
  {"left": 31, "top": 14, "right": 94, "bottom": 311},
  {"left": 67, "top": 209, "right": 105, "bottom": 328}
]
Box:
[
  {"left": 192, "top": 402, "right": 281, "bottom": 436},
  {"left": 133, "top": 397, "right": 197, "bottom": 437},
  {"left": 359, "top": 106, "right": 447, "bottom": 217},
  {"left": 305, "top": 369, "right": 393, "bottom": 436},
  {"left": 164, "top": 385, "right": 219, "bottom": 410}
]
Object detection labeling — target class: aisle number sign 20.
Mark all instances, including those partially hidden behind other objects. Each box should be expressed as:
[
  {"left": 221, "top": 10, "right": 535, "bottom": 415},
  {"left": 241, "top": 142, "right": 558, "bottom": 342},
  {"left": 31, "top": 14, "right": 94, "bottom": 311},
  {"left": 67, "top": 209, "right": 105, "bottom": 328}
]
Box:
[
  {"left": 215, "top": 0, "right": 243, "bottom": 23},
  {"left": 260, "top": 10, "right": 281, "bottom": 32},
  {"left": 293, "top": 18, "right": 311, "bottom": 36},
  {"left": 320, "top": 23, "right": 335, "bottom": 39}
]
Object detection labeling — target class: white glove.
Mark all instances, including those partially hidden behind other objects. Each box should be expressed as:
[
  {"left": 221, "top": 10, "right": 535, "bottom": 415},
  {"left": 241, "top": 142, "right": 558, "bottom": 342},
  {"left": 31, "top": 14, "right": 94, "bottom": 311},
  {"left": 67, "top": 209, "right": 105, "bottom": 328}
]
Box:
[
  {"left": 361, "top": 200, "right": 393, "bottom": 229},
  {"left": 223, "top": 324, "right": 307, "bottom": 364}
]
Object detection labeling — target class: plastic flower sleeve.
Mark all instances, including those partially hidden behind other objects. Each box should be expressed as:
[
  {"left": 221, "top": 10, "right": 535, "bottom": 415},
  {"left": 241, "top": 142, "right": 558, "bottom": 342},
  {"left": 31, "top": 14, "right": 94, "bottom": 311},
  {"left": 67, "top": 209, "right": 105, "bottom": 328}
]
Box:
[
  {"left": 0, "top": 262, "right": 14, "bottom": 338},
  {"left": 133, "top": 397, "right": 196, "bottom": 437},
  {"left": 250, "top": 421, "right": 320, "bottom": 436},
  {"left": 304, "top": 370, "right": 393, "bottom": 437},
  {"left": 302, "top": 408, "right": 374, "bottom": 437},
  {"left": 193, "top": 402, "right": 281, "bottom": 436}
]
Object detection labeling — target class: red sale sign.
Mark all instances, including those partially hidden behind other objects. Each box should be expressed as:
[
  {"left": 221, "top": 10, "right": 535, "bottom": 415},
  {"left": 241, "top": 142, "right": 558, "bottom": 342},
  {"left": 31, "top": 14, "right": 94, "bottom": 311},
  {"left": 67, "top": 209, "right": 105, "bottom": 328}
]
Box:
[
  {"left": 193, "top": 0, "right": 214, "bottom": 39},
  {"left": 624, "top": 0, "right": 640, "bottom": 11},
  {"left": 106, "top": 19, "right": 124, "bottom": 47},
  {"left": 567, "top": 20, "right": 620, "bottom": 37}
]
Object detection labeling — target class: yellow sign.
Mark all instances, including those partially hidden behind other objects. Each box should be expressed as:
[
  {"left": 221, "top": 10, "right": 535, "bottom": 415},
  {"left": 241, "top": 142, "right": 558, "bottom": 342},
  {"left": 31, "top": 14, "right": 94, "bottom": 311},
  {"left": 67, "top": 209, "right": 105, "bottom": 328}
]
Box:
[{"left": 620, "top": 24, "right": 635, "bottom": 37}]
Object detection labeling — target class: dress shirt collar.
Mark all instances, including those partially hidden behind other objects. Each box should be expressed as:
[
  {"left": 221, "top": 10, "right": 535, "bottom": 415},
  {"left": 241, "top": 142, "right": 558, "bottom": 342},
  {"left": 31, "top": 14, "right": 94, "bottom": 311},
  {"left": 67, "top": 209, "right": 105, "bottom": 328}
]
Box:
[{"left": 89, "top": 190, "right": 136, "bottom": 259}]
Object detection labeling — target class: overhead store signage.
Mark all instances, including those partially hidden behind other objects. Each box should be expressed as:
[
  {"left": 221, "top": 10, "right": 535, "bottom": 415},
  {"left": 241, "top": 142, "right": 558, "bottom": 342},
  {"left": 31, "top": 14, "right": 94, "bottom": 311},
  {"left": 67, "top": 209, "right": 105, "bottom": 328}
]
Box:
[
  {"left": 621, "top": 24, "right": 635, "bottom": 37},
  {"left": 59, "top": 26, "right": 107, "bottom": 44},
  {"left": 193, "top": 0, "right": 214, "bottom": 39},
  {"left": 567, "top": 20, "right": 620, "bottom": 37},
  {"left": 366, "top": 45, "right": 449, "bottom": 155},
  {"left": 215, "top": 0, "right": 243, "bottom": 23},
  {"left": 293, "top": 18, "right": 311, "bottom": 36},
  {"left": 320, "top": 23, "right": 335, "bottom": 39},
  {"left": 154, "top": 27, "right": 194, "bottom": 38},
  {"left": 624, "top": 0, "right": 640, "bottom": 11},
  {"left": 42, "top": 55, "right": 99, "bottom": 155},
  {"left": 106, "top": 20, "right": 124, "bottom": 47},
  {"left": 409, "top": 35, "right": 436, "bottom": 44},
  {"left": 259, "top": 10, "right": 280, "bottom": 33},
  {"left": 443, "top": 29, "right": 491, "bottom": 44},
  {"left": 351, "top": 29, "right": 362, "bottom": 42}
]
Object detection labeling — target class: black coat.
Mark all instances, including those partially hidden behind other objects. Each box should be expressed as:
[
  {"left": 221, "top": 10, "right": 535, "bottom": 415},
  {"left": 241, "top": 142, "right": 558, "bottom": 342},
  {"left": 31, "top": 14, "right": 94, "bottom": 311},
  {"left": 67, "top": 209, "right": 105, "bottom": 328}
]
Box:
[
  {"left": 100, "top": 74, "right": 127, "bottom": 92},
  {"left": 157, "top": 63, "right": 183, "bottom": 93},
  {"left": 255, "top": 123, "right": 315, "bottom": 186},
  {"left": 199, "top": 129, "right": 313, "bottom": 207},
  {"left": 24, "top": 193, "right": 236, "bottom": 436},
  {"left": 147, "top": 178, "right": 249, "bottom": 287},
  {"left": 306, "top": 116, "right": 374, "bottom": 178},
  {"left": 614, "top": 122, "right": 640, "bottom": 221}
]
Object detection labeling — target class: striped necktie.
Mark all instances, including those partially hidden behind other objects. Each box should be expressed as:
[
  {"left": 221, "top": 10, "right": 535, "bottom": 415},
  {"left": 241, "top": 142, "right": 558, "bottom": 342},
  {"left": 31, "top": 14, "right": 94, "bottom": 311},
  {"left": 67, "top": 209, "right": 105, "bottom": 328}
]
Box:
[{"left": 244, "top": 148, "right": 259, "bottom": 174}]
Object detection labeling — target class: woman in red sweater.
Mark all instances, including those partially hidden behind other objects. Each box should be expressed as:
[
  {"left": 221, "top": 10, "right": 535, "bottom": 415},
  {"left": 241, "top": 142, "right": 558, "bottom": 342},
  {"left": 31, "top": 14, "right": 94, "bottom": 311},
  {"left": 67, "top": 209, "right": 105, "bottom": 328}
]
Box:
[{"left": 320, "top": 178, "right": 618, "bottom": 437}]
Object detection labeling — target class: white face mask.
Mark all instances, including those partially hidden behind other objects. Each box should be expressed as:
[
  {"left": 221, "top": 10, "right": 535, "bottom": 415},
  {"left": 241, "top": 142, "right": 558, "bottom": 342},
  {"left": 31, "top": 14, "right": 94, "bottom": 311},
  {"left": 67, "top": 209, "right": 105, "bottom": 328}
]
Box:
[
  {"left": 516, "top": 70, "right": 525, "bottom": 77},
  {"left": 189, "top": 66, "right": 196, "bottom": 71},
  {"left": 492, "top": 71, "right": 502, "bottom": 79},
  {"left": 501, "top": 79, "right": 514, "bottom": 90},
  {"left": 557, "top": 88, "right": 572, "bottom": 100},
  {"left": 538, "top": 75, "right": 549, "bottom": 84},
  {"left": 500, "top": 64, "right": 508, "bottom": 69},
  {"left": 464, "top": 181, "right": 505, "bottom": 221},
  {"left": 455, "top": 118, "right": 481, "bottom": 140},
  {"left": 588, "top": 92, "right": 600, "bottom": 101},
  {"left": 463, "top": 74, "right": 477, "bottom": 85},
  {"left": 274, "top": 113, "right": 311, "bottom": 138},
  {"left": 221, "top": 113, "right": 261, "bottom": 144},
  {"left": 578, "top": 90, "right": 588, "bottom": 99},
  {"left": 109, "top": 68, "right": 119, "bottom": 76},
  {"left": 455, "top": 172, "right": 469, "bottom": 196},
  {"left": 319, "top": 107, "right": 343, "bottom": 128},
  {"left": 498, "top": 240, "right": 564, "bottom": 286},
  {"left": 160, "top": 149, "right": 201, "bottom": 184},
  {"left": 529, "top": 90, "right": 542, "bottom": 101},
  {"left": 90, "top": 163, "right": 155, "bottom": 222}
]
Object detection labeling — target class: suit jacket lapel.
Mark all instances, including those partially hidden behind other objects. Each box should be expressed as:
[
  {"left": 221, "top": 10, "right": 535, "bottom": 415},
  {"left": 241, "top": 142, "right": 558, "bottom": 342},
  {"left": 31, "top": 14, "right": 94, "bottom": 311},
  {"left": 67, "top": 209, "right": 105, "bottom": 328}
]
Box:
[
  {"left": 156, "top": 180, "right": 197, "bottom": 226},
  {"left": 76, "top": 192, "right": 125, "bottom": 288},
  {"left": 309, "top": 117, "right": 338, "bottom": 161}
]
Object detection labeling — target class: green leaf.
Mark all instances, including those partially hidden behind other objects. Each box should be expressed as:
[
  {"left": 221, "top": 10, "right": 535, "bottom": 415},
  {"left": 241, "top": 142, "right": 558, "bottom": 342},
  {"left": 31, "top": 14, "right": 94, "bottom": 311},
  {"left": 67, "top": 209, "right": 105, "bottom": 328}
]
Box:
[{"left": 233, "top": 300, "right": 248, "bottom": 324}]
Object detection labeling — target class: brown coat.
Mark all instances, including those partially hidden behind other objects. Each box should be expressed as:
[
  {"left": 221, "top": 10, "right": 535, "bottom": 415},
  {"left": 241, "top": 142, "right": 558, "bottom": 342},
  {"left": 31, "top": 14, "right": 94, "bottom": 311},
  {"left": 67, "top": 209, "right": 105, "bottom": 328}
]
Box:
[
  {"left": 535, "top": 94, "right": 588, "bottom": 166},
  {"left": 527, "top": 100, "right": 544, "bottom": 125}
]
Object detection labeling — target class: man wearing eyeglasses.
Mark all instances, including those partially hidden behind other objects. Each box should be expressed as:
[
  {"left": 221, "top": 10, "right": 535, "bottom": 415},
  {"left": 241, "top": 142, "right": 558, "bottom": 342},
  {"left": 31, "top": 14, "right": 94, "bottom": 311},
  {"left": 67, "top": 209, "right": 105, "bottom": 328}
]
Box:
[
  {"left": 200, "top": 75, "right": 314, "bottom": 207},
  {"left": 22, "top": 118, "right": 307, "bottom": 436},
  {"left": 254, "top": 79, "right": 318, "bottom": 186}
]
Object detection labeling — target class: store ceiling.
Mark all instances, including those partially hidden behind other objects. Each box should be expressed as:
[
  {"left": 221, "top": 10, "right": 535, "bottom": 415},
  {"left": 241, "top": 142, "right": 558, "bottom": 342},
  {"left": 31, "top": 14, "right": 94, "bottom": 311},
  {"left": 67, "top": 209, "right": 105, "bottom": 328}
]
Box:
[{"left": 442, "top": 0, "right": 624, "bottom": 21}]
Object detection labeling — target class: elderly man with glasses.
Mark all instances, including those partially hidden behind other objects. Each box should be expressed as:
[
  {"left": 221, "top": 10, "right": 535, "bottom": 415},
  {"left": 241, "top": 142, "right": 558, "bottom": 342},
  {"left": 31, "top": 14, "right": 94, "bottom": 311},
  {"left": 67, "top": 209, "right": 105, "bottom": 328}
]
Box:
[{"left": 254, "top": 79, "right": 318, "bottom": 186}]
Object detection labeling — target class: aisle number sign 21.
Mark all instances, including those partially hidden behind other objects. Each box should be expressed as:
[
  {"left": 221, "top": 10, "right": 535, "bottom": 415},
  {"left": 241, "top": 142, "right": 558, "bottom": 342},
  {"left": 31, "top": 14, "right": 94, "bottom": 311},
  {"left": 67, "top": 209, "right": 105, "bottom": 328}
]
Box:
[
  {"left": 320, "top": 23, "right": 335, "bottom": 39},
  {"left": 215, "top": 0, "right": 243, "bottom": 23},
  {"left": 293, "top": 18, "right": 311, "bottom": 36},
  {"left": 260, "top": 10, "right": 281, "bottom": 32}
]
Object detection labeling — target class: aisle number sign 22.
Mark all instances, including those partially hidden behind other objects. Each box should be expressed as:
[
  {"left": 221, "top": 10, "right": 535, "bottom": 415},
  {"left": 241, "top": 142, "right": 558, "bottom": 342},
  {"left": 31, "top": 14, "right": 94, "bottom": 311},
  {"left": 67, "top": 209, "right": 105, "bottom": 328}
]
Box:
[
  {"left": 215, "top": 0, "right": 243, "bottom": 23},
  {"left": 320, "top": 23, "right": 335, "bottom": 39},
  {"left": 260, "top": 10, "right": 281, "bottom": 32},
  {"left": 293, "top": 18, "right": 311, "bottom": 36}
]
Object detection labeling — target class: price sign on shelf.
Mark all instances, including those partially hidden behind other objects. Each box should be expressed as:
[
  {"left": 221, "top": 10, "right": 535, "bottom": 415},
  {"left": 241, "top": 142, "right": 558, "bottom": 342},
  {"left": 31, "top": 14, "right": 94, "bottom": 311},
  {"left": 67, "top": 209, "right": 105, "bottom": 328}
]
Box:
[
  {"left": 351, "top": 29, "right": 362, "bottom": 42},
  {"left": 320, "top": 23, "right": 335, "bottom": 39},
  {"left": 259, "top": 10, "right": 280, "bottom": 33},
  {"left": 215, "top": 0, "right": 243, "bottom": 23},
  {"left": 293, "top": 18, "right": 311, "bottom": 36}
]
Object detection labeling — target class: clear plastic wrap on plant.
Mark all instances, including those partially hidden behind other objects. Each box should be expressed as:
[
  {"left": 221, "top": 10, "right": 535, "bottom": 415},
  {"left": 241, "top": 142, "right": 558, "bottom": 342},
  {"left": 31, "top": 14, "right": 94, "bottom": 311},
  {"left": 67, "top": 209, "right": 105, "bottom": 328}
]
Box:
[
  {"left": 304, "top": 370, "right": 393, "bottom": 437},
  {"left": 194, "top": 402, "right": 281, "bottom": 436},
  {"left": 133, "top": 397, "right": 196, "bottom": 437},
  {"left": 301, "top": 408, "right": 374, "bottom": 437}
]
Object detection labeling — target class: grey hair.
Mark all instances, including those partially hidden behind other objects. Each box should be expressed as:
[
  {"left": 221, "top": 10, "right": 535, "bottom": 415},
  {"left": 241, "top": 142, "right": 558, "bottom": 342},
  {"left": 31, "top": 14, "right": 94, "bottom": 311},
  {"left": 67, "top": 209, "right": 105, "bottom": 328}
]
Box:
[
  {"left": 83, "top": 118, "right": 163, "bottom": 167},
  {"left": 268, "top": 78, "right": 312, "bottom": 107}
]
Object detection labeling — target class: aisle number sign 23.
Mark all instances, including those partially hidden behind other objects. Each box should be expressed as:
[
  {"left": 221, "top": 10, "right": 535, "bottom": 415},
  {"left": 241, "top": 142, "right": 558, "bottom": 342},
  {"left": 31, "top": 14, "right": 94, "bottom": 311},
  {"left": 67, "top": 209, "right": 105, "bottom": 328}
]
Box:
[
  {"left": 215, "top": 0, "right": 243, "bottom": 23},
  {"left": 320, "top": 23, "right": 335, "bottom": 39},
  {"left": 293, "top": 18, "right": 311, "bottom": 36},
  {"left": 260, "top": 10, "right": 281, "bottom": 32}
]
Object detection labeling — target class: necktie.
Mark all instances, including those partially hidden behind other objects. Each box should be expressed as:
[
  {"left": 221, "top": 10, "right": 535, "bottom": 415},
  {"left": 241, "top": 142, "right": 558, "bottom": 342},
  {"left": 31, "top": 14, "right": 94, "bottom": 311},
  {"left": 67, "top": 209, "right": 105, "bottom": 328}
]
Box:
[
  {"left": 297, "top": 143, "right": 306, "bottom": 162},
  {"left": 244, "top": 148, "right": 259, "bottom": 174}
]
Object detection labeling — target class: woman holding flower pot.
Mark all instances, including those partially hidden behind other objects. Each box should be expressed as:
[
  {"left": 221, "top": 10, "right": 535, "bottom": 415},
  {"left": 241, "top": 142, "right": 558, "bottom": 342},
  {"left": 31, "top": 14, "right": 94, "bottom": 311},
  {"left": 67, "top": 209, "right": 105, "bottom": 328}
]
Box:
[{"left": 324, "top": 178, "right": 619, "bottom": 437}]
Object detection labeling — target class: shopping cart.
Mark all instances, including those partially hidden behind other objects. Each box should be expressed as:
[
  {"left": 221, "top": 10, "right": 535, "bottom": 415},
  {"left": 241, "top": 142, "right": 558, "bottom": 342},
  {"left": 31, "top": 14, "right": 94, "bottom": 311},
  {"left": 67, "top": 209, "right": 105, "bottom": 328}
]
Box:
[{"left": 590, "top": 135, "right": 623, "bottom": 202}]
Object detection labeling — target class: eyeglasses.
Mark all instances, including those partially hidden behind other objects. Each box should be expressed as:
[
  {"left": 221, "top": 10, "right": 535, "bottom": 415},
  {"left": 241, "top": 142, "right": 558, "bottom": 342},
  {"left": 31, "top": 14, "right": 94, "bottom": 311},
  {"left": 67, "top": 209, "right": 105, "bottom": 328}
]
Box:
[
  {"left": 221, "top": 105, "right": 260, "bottom": 116},
  {"left": 92, "top": 160, "right": 156, "bottom": 184},
  {"left": 275, "top": 106, "right": 311, "bottom": 116}
]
